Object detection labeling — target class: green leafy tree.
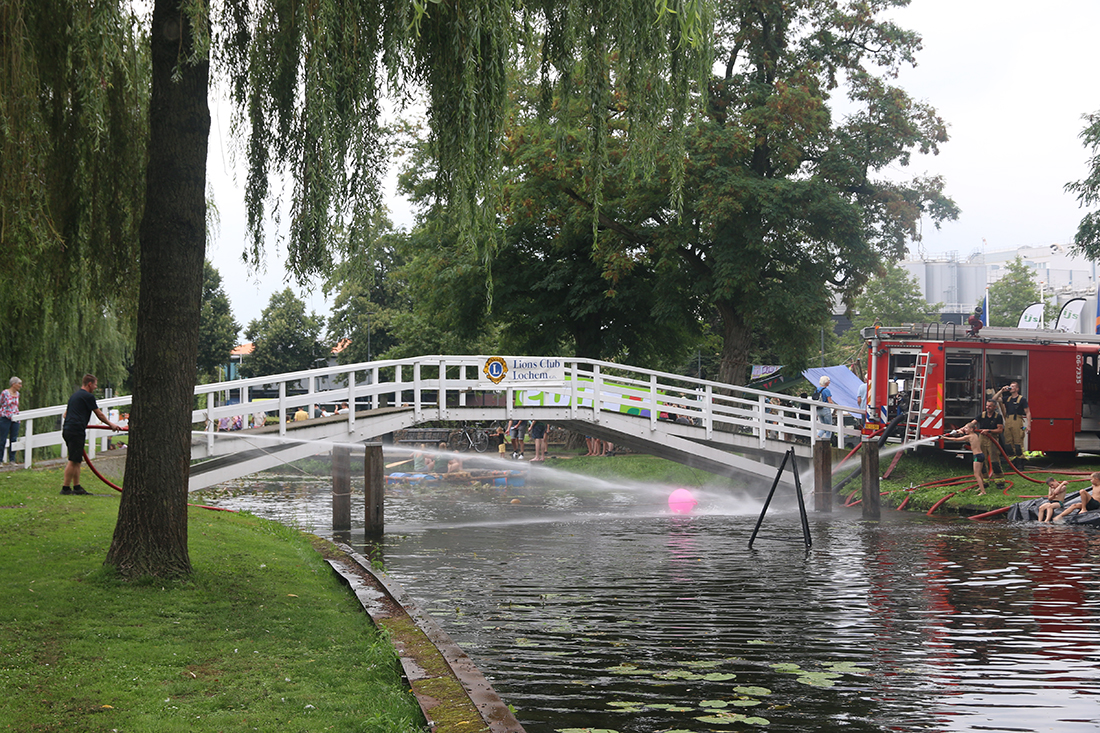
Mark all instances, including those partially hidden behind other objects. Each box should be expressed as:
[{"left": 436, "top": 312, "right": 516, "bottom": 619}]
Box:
[
  {"left": 986, "top": 257, "right": 1042, "bottom": 327},
  {"left": 828, "top": 261, "right": 941, "bottom": 365},
  {"left": 853, "top": 263, "right": 943, "bottom": 329},
  {"left": 464, "top": 0, "right": 958, "bottom": 386},
  {"left": 0, "top": 1, "right": 146, "bottom": 407},
  {"left": 12, "top": 0, "right": 710, "bottom": 577},
  {"left": 197, "top": 261, "right": 240, "bottom": 380},
  {"left": 240, "top": 289, "right": 325, "bottom": 379},
  {"left": 667, "top": 0, "right": 958, "bottom": 385},
  {"left": 1068, "top": 111, "right": 1100, "bottom": 256},
  {"left": 324, "top": 221, "right": 408, "bottom": 363}
]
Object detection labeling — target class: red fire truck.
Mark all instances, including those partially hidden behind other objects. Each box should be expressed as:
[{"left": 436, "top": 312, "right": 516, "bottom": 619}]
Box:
[{"left": 861, "top": 323, "right": 1100, "bottom": 454}]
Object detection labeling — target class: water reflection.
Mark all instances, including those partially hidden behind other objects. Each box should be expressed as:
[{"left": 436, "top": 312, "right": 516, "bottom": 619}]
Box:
[{"left": 196, "top": 473, "right": 1100, "bottom": 733}]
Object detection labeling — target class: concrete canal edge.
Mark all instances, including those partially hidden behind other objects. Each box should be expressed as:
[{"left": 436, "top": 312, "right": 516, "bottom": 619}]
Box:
[{"left": 326, "top": 544, "right": 526, "bottom": 733}]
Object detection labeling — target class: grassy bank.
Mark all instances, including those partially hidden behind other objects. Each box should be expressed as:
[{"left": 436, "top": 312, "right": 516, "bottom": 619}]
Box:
[
  {"left": 543, "top": 445, "right": 1100, "bottom": 515},
  {"left": 543, "top": 452, "right": 723, "bottom": 487},
  {"left": 849, "top": 447, "right": 1099, "bottom": 513},
  {"left": 0, "top": 469, "right": 424, "bottom": 732}
]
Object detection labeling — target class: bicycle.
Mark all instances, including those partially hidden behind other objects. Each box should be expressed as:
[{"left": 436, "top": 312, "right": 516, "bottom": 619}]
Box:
[{"left": 453, "top": 422, "right": 490, "bottom": 453}]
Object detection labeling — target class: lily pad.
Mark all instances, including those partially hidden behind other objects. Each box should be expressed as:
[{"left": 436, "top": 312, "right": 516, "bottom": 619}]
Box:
[
  {"left": 605, "top": 663, "right": 652, "bottom": 675},
  {"left": 824, "top": 661, "right": 870, "bottom": 675},
  {"left": 795, "top": 671, "right": 840, "bottom": 688},
  {"left": 697, "top": 712, "right": 770, "bottom": 725},
  {"left": 734, "top": 686, "right": 772, "bottom": 696},
  {"left": 654, "top": 670, "right": 704, "bottom": 680},
  {"left": 682, "top": 659, "right": 725, "bottom": 669},
  {"left": 701, "top": 672, "right": 737, "bottom": 681},
  {"left": 699, "top": 700, "right": 729, "bottom": 708}
]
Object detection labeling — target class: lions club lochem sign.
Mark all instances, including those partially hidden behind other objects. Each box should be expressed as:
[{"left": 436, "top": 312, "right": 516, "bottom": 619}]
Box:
[{"left": 481, "top": 356, "right": 565, "bottom": 386}]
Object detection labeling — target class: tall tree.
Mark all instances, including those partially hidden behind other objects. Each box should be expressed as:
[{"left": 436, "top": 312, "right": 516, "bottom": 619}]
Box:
[
  {"left": 986, "top": 257, "right": 1043, "bottom": 328},
  {"left": 324, "top": 221, "right": 408, "bottom": 363},
  {"left": 241, "top": 289, "right": 326, "bottom": 378},
  {"left": 105, "top": 0, "right": 210, "bottom": 577},
  {"left": 1067, "top": 111, "right": 1100, "bottom": 256},
  {"left": 828, "top": 261, "right": 942, "bottom": 365},
  {"left": 448, "top": 0, "right": 958, "bottom": 386},
  {"left": 198, "top": 261, "right": 240, "bottom": 380},
  {"left": 3, "top": 0, "right": 706, "bottom": 578},
  {"left": 0, "top": 0, "right": 146, "bottom": 407},
  {"left": 668, "top": 0, "right": 958, "bottom": 385}
]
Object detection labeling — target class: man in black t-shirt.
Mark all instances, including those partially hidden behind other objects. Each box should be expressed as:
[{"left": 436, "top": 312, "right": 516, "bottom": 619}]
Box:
[
  {"left": 974, "top": 400, "right": 1005, "bottom": 489},
  {"left": 61, "top": 374, "right": 122, "bottom": 495}
]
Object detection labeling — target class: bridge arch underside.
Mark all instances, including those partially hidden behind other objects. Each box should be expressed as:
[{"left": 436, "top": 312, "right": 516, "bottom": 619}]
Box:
[{"left": 189, "top": 406, "right": 802, "bottom": 492}]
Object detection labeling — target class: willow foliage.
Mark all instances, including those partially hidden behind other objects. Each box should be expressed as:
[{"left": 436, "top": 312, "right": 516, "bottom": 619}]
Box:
[
  {"left": 0, "top": 0, "right": 147, "bottom": 406},
  {"left": 221, "top": 0, "right": 710, "bottom": 280}
]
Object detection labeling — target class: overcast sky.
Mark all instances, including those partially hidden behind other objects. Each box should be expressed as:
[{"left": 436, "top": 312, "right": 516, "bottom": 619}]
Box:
[{"left": 205, "top": 0, "right": 1100, "bottom": 328}]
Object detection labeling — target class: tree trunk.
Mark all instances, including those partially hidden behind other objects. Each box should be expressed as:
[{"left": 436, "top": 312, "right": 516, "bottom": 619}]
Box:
[
  {"left": 716, "top": 300, "right": 752, "bottom": 387},
  {"left": 106, "top": 0, "right": 209, "bottom": 578}
]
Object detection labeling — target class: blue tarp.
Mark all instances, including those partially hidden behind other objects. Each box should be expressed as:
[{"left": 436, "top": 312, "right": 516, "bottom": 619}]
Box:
[{"left": 802, "top": 365, "right": 863, "bottom": 414}]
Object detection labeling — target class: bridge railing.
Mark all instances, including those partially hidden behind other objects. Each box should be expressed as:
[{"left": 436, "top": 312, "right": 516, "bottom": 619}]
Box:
[{"left": 9, "top": 356, "right": 859, "bottom": 468}]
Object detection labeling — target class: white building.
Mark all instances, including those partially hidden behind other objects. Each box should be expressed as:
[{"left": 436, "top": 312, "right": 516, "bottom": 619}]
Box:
[{"left": 901, "top": 243, "right": 1099, "bottom": 315}]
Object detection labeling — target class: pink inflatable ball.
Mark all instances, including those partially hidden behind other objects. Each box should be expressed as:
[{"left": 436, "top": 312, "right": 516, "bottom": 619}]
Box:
[{"left": 668, "top": 488, "right": 697, "bottom": 514}]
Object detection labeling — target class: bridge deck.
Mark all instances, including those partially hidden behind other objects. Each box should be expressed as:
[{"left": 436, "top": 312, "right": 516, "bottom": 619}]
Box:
[{"left": 12, "top": 356, "right": 860, "bottom": 490}]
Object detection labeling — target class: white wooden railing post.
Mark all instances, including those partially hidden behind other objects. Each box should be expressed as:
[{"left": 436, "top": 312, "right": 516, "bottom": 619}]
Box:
[
  {"left": 758, "top": 395, "right": 767, "bottom": 449},
  {"left": 650, "top": 374, "right": 659, "bottom": 431},
  {"left": 347, "top": 371, "right": 356, "bottom": 428},
  {"left": 279, "top": 381, "right": 287, "bottom": 436},
  {"left": 413, "top": 362, "right": 422, "bottom": 421},
  {"left": 439, "top": 359, "right": 447, "bottom": 420},
  {"left": 21, "top": 418, "right": 33, "bottom": 468},
  {"left": 206, "top": 392, "right": 215, "bottom": 450},
  {"left": 592, "top": 364, "right": 602, "bottom": 423}
]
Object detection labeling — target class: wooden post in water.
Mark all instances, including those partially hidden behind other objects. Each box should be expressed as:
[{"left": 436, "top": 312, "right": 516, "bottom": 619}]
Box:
[
  {"left": 332, "top": 445, "right": 351, "bottom": 533},
  {"left": 365, "top": 443, "right": 384, "bottom": 537},
  {"left": 813, "top": 441, "right": 832, "bottom": 512},
  {"left": 861, "top": 436, "right": 881, "bottom": 519}
]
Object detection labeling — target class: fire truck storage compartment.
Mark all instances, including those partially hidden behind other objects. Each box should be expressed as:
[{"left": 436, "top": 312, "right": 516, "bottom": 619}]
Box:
[
  {"left": 1028, "top": 347, "right": 1081, "bottom": 453},
  {"left": 943, "top": 349, "right": 981, "bottom": 424}
]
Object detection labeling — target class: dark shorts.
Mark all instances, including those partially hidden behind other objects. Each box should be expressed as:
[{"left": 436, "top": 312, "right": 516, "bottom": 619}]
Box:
[
  {"left": 530, "top": 424, "right": 546, "bottom": 439},
  {"left": 973, "top": 452, "right": 984, "bottom": 463},
  {"left": 1085, "top": 498, "right": 1100, "bottom": 512},
  {"left": 63, "top": 431, "right": 86, "bottom": 464}
]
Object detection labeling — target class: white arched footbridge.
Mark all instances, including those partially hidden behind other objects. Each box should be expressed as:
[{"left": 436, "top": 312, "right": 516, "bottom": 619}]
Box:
[{"left": 12, "top": 357, "right": 860, "bottom": 490}]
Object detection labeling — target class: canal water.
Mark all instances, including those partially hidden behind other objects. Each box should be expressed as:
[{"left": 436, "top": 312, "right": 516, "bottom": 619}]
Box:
[{"left": 196, "top": 464, "right": 1100, "bottom": 733}]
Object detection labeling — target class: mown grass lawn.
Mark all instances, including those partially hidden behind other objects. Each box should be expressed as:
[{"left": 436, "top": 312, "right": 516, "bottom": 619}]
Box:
[{"left": 0, "top": 468, "right": 424, "bottom": 732}]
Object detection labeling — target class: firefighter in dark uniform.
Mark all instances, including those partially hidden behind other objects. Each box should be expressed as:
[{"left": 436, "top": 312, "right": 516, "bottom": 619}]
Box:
[
  {"left": 975, "top": 400, "right": 1006, "bottom": 489},
  {"left": 996, "top": 381, "right": 1030, "bottom": 471}
]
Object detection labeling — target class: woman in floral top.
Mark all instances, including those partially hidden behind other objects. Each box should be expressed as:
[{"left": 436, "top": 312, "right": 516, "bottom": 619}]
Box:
[{"left": 0, "top": 377, "right": 22, "bottom": 464}]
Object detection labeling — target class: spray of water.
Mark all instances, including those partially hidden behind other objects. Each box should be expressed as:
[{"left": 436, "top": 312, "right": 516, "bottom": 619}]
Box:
[{"left": 191, "top": 429, "right": 765, "bottom": 516}]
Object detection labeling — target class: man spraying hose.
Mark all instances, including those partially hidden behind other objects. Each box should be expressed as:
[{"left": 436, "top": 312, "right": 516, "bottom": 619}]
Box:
[{"left": 61, "top": 374, "right": 122, "bottom": 495}]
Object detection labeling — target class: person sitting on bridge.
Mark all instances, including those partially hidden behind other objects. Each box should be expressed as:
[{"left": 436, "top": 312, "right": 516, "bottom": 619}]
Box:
[{"left": 943, "top": 422, "right": 986, "bottom": 495}]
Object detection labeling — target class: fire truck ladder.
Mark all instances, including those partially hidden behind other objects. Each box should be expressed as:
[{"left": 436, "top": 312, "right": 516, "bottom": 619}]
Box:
[{"left": 903, "top": 352, "right": 931, "bottom": 444}]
